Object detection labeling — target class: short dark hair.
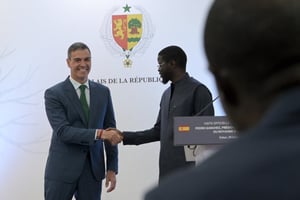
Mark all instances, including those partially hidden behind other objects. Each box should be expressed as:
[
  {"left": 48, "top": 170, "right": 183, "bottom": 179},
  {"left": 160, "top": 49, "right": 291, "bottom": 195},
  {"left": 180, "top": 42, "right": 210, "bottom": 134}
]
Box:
[
  {"left": 67, "top": 42, "right": 91, "bottom": 59},
  {"left": 204, "top": 0, "right": 300, "bottom": 91},
  {"left": 158, "top": 46, "right": 187, "bottom": 69}
]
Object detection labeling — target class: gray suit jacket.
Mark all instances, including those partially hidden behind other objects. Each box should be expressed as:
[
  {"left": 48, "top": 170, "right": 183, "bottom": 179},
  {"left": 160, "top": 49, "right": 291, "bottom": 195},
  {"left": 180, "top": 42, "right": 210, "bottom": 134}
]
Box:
[
  {"left": 44, "top": 77, "right": 118, "bottom": 183},
  {"left": 123, "top": 73, "right": 214, "bottom": 180}
]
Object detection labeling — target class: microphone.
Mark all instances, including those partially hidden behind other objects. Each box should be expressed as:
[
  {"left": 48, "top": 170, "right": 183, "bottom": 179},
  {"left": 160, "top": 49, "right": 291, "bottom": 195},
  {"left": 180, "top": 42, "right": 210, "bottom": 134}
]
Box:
[{"left": 194, "top": 96, "right": 219, "bottom": 116}]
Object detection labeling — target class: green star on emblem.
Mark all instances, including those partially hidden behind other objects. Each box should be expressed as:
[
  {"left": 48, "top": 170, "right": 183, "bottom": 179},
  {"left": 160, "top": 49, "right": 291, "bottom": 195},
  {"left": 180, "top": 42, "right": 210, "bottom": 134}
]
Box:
[{"left": 123, "top": 4, "right": 131, "bottom": 12}]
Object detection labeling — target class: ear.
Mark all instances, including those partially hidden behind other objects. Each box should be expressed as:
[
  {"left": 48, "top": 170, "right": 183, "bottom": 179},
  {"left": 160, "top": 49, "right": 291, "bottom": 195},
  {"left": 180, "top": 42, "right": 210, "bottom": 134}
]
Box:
[
  {"left": 169, "top": 60, "right": 176, "bottom": 66},
  {"left": 66, "top": 58, "right": 71, "bottom": 68}
]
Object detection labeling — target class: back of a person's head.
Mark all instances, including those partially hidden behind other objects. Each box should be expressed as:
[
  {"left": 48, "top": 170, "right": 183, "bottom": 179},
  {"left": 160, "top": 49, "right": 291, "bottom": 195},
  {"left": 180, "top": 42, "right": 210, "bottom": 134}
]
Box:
[{"left": 204, "top": 0, "right": 300, "bottom": 94}]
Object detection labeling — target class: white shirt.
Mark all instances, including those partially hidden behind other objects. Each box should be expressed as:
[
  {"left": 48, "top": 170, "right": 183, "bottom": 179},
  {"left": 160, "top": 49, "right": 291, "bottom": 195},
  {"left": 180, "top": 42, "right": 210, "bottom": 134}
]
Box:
[
  {"left": 69, "top": 76, "right": 99, "bottom": 139},
  {"left": 69, "top": 76, "right": 90, "bottom": 106}
]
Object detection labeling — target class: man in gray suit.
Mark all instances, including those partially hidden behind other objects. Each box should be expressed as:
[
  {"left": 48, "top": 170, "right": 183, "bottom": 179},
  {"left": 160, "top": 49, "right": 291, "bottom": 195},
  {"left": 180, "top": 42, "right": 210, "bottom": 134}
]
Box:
[
  {"left": 145, "top": 0, "right": 300, "bottom": 199},
  {"left": 44, "top": 42, "right": 122, "bottom": 200},
  {"left": 121, "top": 45, "right": 214, "bottom": 181}
]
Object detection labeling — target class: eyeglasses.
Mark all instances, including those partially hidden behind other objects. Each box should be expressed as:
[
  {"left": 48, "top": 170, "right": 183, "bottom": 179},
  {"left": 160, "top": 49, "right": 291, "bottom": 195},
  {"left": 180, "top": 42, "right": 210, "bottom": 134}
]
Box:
[{"left": 157, "top": 62, "right": 165, "bottom": 68}]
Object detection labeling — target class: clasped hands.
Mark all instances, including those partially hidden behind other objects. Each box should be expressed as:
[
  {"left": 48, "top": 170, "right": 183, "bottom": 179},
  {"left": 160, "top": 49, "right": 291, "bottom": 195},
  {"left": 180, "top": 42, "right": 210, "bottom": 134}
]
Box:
[{"left": 100, "top": 128, "right": 123, "bottom": 145}]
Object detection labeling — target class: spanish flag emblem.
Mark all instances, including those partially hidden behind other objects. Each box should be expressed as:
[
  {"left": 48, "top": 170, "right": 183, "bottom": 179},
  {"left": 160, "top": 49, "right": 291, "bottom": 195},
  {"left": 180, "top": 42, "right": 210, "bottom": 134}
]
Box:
[{"left": 178, "top": 125, "right": 190, "bottom": 132}]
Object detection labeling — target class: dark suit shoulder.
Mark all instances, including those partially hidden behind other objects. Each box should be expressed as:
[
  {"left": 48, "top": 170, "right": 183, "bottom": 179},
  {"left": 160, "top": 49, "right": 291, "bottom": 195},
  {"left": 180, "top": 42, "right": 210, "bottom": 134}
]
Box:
[
  {"left": 188, "top": 76, "right": 208, "bottom": 88},
  {"left": 89, "top": 80, "right": 112, "bottom": 102},
  {"left": 89, "top": 80, "right": 110, "bottom": 91},
  {"left": 161, "top": 76, "right": 207, "bottom": 97},
  {"left": 45, "top": 78, "right": 72, "bottom": 93}
]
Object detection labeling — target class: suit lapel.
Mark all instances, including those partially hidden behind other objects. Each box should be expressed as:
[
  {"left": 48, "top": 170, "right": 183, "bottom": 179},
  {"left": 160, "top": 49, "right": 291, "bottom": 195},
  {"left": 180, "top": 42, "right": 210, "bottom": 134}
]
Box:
[
  {"left": 63, "top": 78, "right": 89, "bottom": 125},
  {"left": 88, "top": 81, "right": 98, "bottom": 127}
]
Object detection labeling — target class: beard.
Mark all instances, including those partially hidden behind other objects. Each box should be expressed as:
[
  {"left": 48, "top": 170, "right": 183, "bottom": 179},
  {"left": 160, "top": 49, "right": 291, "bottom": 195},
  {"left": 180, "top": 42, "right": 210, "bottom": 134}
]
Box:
[
  {"left": 160, "top": 73, "right": 170, "bottom": 84},
  {"left": 161, "top": 77, "right": 169, "bottom": 84}
]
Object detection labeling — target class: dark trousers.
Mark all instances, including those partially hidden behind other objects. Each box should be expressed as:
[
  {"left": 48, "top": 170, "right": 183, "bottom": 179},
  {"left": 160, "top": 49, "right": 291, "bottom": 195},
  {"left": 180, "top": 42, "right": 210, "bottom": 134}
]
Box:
[{"left": 45, "top": 155, "right": 102, "bottom": 200}]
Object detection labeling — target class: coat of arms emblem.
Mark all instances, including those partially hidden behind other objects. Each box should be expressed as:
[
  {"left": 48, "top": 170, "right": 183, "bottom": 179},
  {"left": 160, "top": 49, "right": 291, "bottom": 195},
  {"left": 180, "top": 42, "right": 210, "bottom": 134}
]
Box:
[{"left": 101, "top": 4, "right": 154, "bottom": 67}]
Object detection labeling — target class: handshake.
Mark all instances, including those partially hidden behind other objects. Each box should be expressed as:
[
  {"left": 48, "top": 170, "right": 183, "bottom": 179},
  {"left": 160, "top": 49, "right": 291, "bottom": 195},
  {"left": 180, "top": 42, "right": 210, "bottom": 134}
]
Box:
[{"left": 97, "top": 128, "right": 124, "bottom": 145}]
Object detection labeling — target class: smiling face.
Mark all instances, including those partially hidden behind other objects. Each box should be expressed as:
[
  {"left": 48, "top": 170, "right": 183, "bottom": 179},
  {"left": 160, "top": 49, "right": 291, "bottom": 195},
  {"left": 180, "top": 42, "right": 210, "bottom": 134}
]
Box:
[{"left": 67, "top": 48, "right": 91, "bottom": 84}]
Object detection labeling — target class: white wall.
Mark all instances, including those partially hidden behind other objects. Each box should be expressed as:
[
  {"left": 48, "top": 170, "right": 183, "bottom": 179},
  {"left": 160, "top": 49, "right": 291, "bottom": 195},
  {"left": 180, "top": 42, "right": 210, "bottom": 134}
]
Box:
[{"left": 0, "top": 0, "right": 223, "bottom": 199}]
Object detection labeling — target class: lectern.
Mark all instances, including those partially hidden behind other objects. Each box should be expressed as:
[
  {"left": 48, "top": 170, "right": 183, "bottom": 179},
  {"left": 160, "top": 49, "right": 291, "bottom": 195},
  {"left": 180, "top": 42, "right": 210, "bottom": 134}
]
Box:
[{"left": 173, "top": 116, "right": 238, "bottom": 164}]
